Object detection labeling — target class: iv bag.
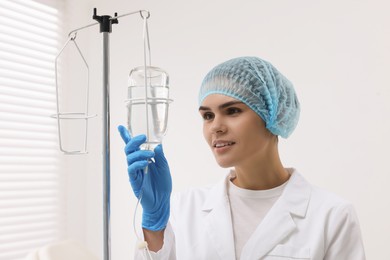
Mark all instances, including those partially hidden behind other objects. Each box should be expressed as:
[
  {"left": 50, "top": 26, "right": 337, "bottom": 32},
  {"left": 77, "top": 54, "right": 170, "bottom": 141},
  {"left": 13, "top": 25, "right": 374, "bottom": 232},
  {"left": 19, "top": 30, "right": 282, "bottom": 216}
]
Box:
[{"left": 127, "top": 66, "right": 172, "bottom": 150}]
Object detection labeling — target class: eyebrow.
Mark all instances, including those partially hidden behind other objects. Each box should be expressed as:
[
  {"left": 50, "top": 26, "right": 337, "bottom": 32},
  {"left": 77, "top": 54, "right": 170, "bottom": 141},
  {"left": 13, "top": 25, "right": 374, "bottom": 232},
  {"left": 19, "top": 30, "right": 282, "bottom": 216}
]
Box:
[{"left": 198, "top": 101, "right": 244, "bottom": 111}]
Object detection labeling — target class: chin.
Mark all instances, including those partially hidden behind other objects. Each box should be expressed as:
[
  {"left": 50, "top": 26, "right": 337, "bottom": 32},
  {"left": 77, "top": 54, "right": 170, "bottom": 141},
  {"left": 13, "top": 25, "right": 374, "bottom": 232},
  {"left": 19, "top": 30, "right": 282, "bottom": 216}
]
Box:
[{"left": 215, "top": 159, "right": 234, "bottom": 168}]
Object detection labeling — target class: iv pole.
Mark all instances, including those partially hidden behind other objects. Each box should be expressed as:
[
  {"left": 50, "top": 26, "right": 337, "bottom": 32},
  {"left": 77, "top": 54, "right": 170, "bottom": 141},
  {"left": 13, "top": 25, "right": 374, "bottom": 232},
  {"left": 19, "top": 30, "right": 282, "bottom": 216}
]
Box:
[
  {"left": 59, "top": 8, "right": 151, "bottom": 260},
  {"left": 92, "top": 9, "right": 117, "bottom": 260}
]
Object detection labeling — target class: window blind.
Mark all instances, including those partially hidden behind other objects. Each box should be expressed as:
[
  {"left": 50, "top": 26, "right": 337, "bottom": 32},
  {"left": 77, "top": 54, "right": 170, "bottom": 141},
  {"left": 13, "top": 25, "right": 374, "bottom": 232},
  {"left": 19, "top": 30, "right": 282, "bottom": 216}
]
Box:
[{"left": 0, "top": 1, "right": 65, "bottom": 259}]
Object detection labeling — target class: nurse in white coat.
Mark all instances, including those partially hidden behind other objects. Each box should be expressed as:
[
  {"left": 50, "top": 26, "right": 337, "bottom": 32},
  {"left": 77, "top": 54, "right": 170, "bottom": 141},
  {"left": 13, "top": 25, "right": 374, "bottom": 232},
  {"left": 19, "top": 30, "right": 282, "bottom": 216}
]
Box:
[{"left": 118, "top": 56, "right": 365, "bottom": 259}]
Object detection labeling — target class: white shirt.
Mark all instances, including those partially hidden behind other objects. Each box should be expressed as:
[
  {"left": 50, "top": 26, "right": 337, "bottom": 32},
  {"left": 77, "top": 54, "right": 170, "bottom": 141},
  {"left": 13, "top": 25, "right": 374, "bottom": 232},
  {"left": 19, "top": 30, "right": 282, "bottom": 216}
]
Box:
[{"left": 228, "top": 176, "right": 288, "bottom": 259}]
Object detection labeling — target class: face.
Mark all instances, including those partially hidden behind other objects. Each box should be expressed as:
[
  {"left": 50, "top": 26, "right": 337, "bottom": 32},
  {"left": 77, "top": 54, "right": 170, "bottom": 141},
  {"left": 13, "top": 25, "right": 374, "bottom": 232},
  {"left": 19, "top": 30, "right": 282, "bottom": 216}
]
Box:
[{"left": 199, "top": 94, "right": 276, "bottom": 168}]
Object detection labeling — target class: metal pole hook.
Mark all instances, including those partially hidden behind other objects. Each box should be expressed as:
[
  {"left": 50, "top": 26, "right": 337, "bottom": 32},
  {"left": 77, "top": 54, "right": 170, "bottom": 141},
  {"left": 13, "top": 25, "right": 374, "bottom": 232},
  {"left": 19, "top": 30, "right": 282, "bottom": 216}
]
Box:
[
  {"left": 70, "top": 32, "right": 77, "bottom": 41},
  {"left": 139, "top": 10, "right": 150, "bottom": 19}
]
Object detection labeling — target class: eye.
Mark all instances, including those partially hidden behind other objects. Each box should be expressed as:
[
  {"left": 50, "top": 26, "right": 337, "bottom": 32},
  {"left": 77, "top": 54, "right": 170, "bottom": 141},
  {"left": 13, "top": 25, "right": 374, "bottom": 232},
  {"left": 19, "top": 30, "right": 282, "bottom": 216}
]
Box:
[
  {"left": 226, "top": 107, "right": 242, "bottom": 115},
  {"left": 202, "top": 112, "right": 214, "bottom": 121}
]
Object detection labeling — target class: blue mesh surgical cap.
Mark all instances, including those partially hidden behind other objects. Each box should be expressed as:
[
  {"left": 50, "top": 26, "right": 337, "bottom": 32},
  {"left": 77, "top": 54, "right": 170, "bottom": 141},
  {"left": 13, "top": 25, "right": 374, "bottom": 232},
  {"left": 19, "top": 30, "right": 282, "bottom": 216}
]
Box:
[{"left": 199, "top": 56, "right": 300, "bottom": 138}]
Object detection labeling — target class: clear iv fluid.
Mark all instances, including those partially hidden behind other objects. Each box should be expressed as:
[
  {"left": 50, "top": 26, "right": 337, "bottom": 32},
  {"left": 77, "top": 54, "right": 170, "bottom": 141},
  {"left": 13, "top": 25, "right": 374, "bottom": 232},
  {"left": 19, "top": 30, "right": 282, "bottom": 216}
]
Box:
[
  {"left": 127, "top": 66, "right": 171, "bottom": 151},
  {"left": 127, "top": 85, "right": 169, "bottom": 150}
]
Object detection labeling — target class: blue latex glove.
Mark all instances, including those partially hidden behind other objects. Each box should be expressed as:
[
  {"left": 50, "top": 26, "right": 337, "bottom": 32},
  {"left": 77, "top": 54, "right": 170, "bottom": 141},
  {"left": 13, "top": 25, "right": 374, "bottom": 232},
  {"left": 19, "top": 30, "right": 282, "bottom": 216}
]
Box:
[{"left": 118, "top": 125, "right": 172, "bottom": 231}]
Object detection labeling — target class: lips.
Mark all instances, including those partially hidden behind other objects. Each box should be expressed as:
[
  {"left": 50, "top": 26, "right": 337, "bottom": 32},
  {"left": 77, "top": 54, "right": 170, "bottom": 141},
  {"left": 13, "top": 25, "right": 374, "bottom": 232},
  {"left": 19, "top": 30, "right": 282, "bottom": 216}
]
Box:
[{"left": 213, "top": 140, "right": 236, "bottom": 148}]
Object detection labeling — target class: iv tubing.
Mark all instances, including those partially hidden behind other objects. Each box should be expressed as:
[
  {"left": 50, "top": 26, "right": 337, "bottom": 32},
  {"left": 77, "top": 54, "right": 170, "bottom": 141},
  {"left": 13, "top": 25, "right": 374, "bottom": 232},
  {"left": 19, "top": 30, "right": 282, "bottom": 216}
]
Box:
[{"left": 134, "top": 191, "right": 154, "bottom": 259}]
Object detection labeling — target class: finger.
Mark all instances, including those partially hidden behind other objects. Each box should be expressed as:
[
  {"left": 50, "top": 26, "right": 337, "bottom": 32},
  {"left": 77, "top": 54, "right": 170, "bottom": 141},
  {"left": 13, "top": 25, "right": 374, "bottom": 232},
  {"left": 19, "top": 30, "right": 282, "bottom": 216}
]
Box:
[
  {"left": 153, "top": 144, "right": 167, "bottom": 165},
  {"left": 128, "top": 160, "right": 148, "bottom": 177},
  {"left": 118, "top": 125, "right": 131, "bottom": 144},
  {"left": 125, "top": 134, "right": 147, "bottom": 154},
  {"left": 127, "top": 150, "right": 154, "bottom": 166}
]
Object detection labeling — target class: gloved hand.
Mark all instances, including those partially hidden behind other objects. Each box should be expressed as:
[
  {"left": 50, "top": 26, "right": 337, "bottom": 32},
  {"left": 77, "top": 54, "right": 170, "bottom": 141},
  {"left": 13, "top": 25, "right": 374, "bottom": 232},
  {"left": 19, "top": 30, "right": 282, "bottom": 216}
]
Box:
[{"left": 118, "top": 125, "right": 172, "bottom": 231}]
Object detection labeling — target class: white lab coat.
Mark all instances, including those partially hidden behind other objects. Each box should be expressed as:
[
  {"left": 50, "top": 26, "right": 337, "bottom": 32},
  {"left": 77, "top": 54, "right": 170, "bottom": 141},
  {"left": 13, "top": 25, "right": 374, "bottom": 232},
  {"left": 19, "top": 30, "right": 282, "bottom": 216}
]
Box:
[{"left": 136, "top": 169, "right": 365, "bottom": 260}]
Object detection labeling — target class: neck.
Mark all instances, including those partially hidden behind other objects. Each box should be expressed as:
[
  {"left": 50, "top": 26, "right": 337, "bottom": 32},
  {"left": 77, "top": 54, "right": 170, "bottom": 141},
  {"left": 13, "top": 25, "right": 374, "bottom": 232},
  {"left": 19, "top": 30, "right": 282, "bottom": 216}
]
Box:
[{"left": 232, "top": 146, "right": 289, "bottom": 190}]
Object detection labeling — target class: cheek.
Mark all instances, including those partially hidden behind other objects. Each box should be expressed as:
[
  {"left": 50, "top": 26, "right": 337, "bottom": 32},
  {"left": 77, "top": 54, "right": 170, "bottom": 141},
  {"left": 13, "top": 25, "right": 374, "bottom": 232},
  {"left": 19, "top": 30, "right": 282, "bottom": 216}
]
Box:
[{"left": 240, "top": 118, "right": 268, "bottom": 144}]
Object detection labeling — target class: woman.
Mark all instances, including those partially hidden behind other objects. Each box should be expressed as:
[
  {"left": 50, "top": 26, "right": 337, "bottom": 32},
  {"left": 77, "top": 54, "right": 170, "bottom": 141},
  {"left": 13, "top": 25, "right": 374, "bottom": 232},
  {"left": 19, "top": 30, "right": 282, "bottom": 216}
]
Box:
[{"left": 118, "top": 57, "right": 365, "bottom": 259}]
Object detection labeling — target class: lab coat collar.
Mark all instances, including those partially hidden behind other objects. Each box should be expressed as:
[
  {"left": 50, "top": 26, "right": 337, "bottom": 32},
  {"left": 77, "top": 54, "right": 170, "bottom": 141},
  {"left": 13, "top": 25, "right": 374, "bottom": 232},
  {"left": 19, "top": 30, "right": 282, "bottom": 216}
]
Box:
[
  {"left": 280, "top": 169, "right": 312, "bottom": 218},
  {"left": 201, "top": 168, "right": 310, "bottom": 214},
  {"left": 201, "top": 174, "right": 228, "bottom": 211},
  {"left": 202, "top": 174, "right": 236, "bottom": 260},
  {"left": 201, "top": 168, "right": 312, "bottom": 260},
  {"left": 241, "top": 169, "right": 312, "bottom": 259}
]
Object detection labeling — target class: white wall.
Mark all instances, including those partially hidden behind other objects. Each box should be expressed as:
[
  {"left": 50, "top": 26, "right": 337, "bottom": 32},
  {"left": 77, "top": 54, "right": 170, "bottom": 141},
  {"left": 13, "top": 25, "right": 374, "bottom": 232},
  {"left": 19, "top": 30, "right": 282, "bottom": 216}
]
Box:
[{"left": 63, "top": 0, "right": 390, "bottom": 259}]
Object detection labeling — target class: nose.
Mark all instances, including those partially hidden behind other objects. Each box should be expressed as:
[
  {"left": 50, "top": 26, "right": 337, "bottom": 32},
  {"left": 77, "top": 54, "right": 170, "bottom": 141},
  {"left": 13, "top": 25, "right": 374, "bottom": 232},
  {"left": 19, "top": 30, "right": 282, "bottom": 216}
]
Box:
[{"left": 210, "top": 115, "right": 226, "bottom": 134}]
